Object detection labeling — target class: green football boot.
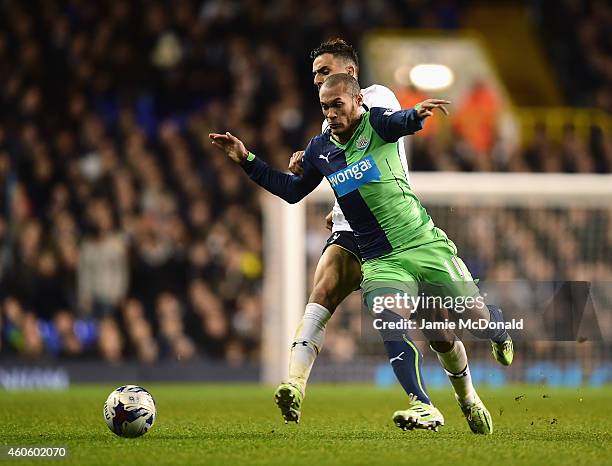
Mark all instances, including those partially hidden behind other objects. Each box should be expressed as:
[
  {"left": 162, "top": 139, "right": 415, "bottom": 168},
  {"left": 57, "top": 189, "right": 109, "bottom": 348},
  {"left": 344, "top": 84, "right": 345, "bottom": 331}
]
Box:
[
  {"left": 392, "top": 395, "right": 445, "bottom": 432},
  {"left": 274, "top": 382, "right": 304, "bottom": 424},
  {"left": 456, "top": 394, "right": 493, "bottom": 435},
  {"left": 491, "top": 335, "right": 514, "bottom": 366}
]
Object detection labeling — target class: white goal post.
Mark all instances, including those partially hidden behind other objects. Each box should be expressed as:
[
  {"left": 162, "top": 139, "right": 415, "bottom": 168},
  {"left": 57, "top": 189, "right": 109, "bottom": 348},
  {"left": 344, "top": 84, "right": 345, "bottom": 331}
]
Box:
[{"left": 260, "top": 173, "right": 612, "bottom": 384}]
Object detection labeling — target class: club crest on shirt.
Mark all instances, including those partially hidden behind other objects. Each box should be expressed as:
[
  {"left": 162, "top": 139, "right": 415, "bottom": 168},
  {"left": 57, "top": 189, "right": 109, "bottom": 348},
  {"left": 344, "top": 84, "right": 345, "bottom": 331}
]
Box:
[{"left": 356, "top": 135, "right": 369, "bottom": 151}]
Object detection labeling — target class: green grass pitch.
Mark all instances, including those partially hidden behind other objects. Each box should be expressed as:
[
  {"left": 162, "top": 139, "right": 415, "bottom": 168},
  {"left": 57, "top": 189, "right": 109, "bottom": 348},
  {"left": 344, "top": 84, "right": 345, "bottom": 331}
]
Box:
[{"left": 0, "top": 384, "right": 610, "bottom": 466}]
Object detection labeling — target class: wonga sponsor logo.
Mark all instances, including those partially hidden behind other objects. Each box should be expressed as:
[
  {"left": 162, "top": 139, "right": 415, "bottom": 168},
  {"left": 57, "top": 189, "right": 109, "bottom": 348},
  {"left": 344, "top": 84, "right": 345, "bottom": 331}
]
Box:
[{"left": 327, "top": 155, "right": 381, "bottom": 197}]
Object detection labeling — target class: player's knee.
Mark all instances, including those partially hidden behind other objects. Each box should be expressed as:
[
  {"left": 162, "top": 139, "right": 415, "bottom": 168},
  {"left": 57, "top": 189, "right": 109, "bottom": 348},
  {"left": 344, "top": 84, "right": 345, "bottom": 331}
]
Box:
[
  {"left": 309, "top": 281, "right": 342, "bottom": 312},
  {"left": 430, "top": 340, "right": 454, "bottom": 353}
]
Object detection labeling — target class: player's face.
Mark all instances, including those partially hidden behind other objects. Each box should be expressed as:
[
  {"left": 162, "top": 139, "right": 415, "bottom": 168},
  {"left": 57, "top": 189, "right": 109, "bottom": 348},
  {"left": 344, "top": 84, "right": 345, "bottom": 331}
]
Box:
[
  {"left": 312, "top": 54, "right": 356, "bottom": 89},
  {"left": 319, "top": 84, "right": 363, "bottom": 140}
]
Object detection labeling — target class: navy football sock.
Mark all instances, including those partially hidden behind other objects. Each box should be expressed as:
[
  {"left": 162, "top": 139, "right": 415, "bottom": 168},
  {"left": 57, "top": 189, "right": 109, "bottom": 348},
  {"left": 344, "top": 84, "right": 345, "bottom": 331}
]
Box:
[
  {"left": 375, "top": 308, "right": 431, "bottom": 405},
  {"left": 383, "top": 336, "right": 431, "bottom": 405},
  {"left": 461, "top": 303, "right": 509, "bottom": 342},
  {"left": 487, "top": 304, "right": 509, "bottom": 344}
]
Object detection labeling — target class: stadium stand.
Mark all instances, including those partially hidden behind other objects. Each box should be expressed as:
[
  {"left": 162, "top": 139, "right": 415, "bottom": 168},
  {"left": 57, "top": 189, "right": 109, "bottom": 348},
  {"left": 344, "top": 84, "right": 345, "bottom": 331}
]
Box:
[{"left": 0, "top": 0, "right": 610, "bottom": 364}]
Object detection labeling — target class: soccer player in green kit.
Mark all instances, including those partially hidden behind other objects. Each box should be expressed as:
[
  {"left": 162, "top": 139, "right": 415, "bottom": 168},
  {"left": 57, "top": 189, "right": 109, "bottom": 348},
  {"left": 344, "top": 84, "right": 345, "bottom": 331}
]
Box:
[{"left": 210, "top": 73, "right": 513, "bottom": 432}]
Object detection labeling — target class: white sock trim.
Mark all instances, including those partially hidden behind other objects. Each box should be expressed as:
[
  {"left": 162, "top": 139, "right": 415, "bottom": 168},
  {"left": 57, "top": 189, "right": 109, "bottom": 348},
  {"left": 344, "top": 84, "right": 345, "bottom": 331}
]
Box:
[
  {"left": 288, "top": 303, "right": 332, "bottom": 393},
  {"left": 303, "top": 302, "right": 332, "bottom": 325},
  {"left": 434, "top": 340, "right": 476, "bottom": 402},
  {"left": 293, "top": 303, "right": 331, "bottom": 353}
]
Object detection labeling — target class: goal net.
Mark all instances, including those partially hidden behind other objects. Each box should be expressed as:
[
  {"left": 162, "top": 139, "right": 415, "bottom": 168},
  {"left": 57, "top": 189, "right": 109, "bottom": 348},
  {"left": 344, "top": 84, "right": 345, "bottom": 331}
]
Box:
[{"left": 261, "top": 173, "right": 612, "bottom": 386}]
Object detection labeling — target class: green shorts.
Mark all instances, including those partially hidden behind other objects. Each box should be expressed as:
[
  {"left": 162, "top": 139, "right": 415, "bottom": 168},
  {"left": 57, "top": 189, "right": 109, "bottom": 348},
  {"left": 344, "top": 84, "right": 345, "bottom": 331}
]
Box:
[{"left": 361, "top": 227, "right": 479, "bottom": 301}]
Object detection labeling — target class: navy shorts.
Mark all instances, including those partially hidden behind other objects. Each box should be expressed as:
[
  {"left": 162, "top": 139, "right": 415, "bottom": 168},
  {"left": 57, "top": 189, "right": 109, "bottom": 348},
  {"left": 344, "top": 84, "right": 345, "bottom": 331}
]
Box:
[{"left": 322, "top": 231, "right": 361, "bottom": 262}]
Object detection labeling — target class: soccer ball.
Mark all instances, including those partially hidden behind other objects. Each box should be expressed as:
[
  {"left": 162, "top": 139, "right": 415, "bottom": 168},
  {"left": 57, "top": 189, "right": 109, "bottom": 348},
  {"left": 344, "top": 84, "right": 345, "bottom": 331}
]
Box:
[{"left": 103, "top": 385, "right": 156, "bottom": 438}]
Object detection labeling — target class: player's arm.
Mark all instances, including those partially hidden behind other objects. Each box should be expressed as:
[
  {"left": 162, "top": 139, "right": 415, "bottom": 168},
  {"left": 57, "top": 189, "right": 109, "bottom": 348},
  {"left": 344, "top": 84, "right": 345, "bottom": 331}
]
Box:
[
  {"left": 209, "top": 132, "right": 322, "bottom": 204},
  {"left": 369, "top": 99, "right": 450, "bottom": 142}
]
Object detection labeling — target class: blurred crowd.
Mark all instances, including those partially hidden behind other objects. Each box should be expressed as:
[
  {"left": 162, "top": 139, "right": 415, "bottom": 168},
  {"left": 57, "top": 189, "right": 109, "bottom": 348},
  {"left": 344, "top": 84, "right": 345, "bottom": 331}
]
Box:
[
  {"left": 0, "top": 0, "right": 610, "bottom": 364},
  {"left": 536, "top": 0, "right": 612, "bottom": 112},
  {"left": 306, "top": 202, "right": 612, "bottom": 363}
]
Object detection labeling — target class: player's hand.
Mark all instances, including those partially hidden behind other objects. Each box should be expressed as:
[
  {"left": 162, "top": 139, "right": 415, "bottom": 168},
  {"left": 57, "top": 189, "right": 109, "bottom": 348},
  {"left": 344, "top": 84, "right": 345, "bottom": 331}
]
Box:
[
  {"left": 325, "top": 210, "right": 333, "bottom": 231},
  {"left": 209, "top": 132, "right": 249, "bottom": 163},
  {"left": 288, "top": 151, "right": 305, "bottom": 176},
  {"left": 414, "top": 99, "right": 451, "bottom": 119}
]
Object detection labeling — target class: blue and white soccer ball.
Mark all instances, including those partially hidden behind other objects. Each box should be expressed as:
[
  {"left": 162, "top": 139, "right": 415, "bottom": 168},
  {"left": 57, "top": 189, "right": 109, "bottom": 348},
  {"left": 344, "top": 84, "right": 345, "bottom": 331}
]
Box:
[{"left": 103, "top": 385, "right": 156, "bottom": 438}]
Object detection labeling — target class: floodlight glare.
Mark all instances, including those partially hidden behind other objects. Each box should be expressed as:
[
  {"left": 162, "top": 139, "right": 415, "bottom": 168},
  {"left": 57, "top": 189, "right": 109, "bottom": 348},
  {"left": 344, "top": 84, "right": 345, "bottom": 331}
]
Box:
[{"left": 409, "top": 64, "right": 454, "bottom": 90}]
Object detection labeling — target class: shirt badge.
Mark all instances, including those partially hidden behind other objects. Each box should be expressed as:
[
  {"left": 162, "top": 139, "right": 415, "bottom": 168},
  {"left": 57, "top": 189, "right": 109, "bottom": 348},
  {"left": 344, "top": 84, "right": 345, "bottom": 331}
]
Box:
[{"left": 356, "top": 136, "right": 369, "bottom": 150}]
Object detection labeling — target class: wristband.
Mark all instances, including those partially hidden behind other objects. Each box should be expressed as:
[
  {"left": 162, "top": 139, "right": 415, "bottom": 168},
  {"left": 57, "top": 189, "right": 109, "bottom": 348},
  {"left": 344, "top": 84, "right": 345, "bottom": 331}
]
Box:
[{"left": 246, "top": 152, "right": 256, "bottom": 162}]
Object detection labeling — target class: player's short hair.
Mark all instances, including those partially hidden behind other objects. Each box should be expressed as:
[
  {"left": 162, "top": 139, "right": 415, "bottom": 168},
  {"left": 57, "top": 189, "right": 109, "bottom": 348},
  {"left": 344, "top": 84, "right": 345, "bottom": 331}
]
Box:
[
  {"left": 320, "top": 73, "right": 361, "bottom": 98},
  {"left": 310, "top": 38, "right": 359, "bottom": 72}
]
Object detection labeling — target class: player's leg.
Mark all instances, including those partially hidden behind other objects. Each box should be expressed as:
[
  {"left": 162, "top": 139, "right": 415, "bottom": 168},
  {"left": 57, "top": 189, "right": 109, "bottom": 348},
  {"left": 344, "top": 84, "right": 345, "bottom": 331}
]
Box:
[
  {"left": 362, "top": 259, "right": 444, "bottom": 431},
  {"left": 422, "top": 227, "right": 514, "bottom": 365},
  {"left": 289, "top": 238, "right": 362, "bottom": 392},
  {"left": 389, "top": 243, "right": 493, "bottom": 433},
  {"left": 431, "top": 338, "right": 493, "bottom": 434},
  {"left": 419, "top": 308, "right": 474, "bottom": 396},
  {"left": 276, "top": 234, "right": 361, "bottom": 423},
  {"left": 422, "top": 318, "right": 491, "bottom": 433},
  {"left": 310, "top": 240, "right": 483, "bottom": 432}
]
